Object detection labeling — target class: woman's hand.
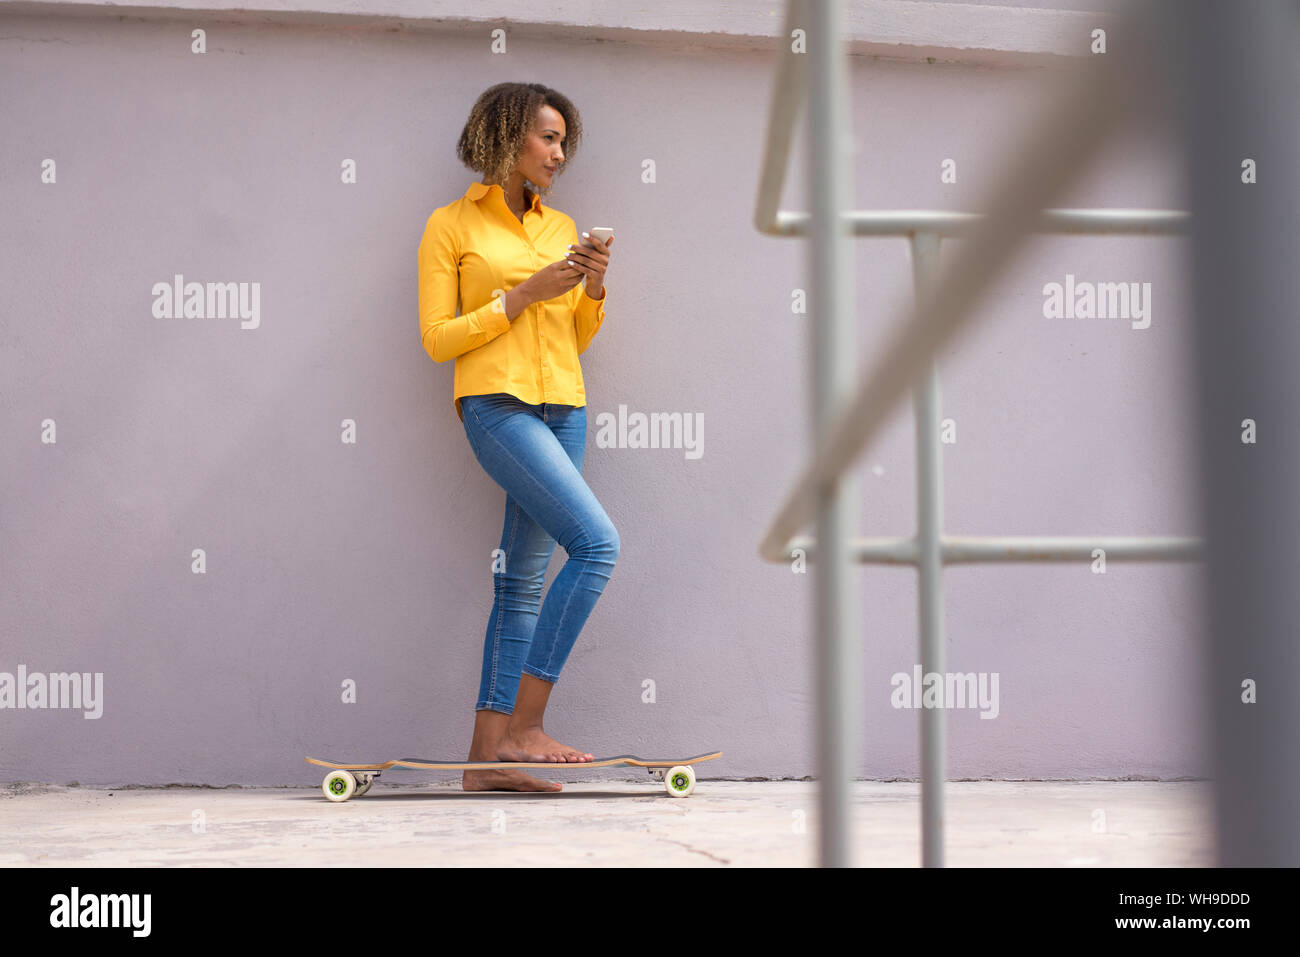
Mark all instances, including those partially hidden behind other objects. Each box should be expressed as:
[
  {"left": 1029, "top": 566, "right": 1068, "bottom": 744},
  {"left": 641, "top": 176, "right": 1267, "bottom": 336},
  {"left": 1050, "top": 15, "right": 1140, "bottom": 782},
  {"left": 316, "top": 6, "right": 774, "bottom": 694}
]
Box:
[
  {"left": 564, "top": 233, "right": 613, "bottom": 298},
  {"left": 521, "top": 259, "right": 585, "bottom": 306}
]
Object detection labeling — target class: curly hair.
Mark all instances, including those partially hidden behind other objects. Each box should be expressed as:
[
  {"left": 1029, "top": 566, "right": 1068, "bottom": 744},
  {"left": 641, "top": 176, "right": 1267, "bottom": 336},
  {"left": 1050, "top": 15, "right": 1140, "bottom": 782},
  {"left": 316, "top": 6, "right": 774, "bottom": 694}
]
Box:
[{"left": 456, "top": 82, "right": 582, "bottom": 196}]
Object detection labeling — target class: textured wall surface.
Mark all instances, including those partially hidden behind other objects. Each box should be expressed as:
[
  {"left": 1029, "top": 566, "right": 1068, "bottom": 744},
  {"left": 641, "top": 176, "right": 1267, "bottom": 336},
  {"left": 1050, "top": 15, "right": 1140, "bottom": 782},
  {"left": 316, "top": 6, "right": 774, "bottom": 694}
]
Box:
[{"left": 0, "top": 3, "right": 1208, "bottom": 785}]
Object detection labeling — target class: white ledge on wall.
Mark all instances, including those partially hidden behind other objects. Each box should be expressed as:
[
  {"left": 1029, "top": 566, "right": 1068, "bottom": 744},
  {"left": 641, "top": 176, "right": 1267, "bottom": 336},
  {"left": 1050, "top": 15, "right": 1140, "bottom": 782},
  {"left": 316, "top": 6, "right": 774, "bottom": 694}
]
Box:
[{"left": 0, "top": 0, "right": 1120, "bottom": 66}]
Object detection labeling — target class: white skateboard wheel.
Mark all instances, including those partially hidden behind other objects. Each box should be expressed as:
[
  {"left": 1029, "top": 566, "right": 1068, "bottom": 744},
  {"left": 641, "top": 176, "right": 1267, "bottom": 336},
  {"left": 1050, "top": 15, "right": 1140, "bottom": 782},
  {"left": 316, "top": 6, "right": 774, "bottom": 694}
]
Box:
[
  {"left": 323, "top": 769, "right": 357, "bottom": 802},
  {"left": 665, "top": 765, "right": 695, "bottom": 797}
]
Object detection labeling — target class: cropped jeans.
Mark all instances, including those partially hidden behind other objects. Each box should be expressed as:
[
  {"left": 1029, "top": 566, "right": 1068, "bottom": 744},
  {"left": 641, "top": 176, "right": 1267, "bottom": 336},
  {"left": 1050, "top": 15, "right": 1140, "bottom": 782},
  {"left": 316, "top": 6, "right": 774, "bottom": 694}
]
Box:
[{"left": 459, "top": 392, "right": 620, "bottom": 714}]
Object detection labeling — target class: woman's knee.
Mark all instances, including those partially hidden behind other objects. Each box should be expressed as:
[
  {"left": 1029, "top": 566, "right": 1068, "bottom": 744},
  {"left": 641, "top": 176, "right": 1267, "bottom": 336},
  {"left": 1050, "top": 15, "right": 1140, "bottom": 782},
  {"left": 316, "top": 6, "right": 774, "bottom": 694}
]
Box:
[
  {"left": 605, "top": 523, "right": 621, "bottom": 562},
  {"left": 569, "top": 518, "right": 620, "bottom": 563}
]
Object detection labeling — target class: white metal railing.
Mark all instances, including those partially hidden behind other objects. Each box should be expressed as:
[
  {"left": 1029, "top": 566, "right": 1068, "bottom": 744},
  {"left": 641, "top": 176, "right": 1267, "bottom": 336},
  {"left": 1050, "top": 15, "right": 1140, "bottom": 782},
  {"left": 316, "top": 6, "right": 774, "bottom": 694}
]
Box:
[{"left": 754, "top": 0, "right": 1204, "bottom": 867}]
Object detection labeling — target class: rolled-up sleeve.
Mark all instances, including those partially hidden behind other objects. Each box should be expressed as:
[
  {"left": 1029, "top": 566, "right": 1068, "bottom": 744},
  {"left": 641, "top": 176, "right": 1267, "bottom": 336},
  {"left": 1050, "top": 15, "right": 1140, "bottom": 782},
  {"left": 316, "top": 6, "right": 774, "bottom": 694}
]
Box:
[
  {"left": 574, "top": 283, "right": 606, "bottom": 355},
  {"left": 418, "top": 214, "right": 512, "bottom": 363}
]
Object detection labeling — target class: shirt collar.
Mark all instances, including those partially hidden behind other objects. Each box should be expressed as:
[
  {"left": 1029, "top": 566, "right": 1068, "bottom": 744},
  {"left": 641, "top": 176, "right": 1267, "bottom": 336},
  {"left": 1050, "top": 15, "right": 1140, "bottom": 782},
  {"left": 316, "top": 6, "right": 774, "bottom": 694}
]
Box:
[{"left": 466, "top": 181, "right": 542, "bottom": 214}]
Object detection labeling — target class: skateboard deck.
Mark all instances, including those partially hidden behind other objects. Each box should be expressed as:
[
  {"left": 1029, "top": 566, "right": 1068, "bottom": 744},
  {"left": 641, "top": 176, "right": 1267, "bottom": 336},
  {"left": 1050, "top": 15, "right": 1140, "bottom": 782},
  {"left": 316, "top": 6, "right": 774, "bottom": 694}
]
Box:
[{"left": 306, "top": 750, "right": 721, "bottom": 801}]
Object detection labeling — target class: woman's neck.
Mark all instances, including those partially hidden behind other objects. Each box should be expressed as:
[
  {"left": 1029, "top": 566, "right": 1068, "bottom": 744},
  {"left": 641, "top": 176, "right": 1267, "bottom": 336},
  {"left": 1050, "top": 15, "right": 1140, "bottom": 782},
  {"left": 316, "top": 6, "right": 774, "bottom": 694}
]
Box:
[{"left": 509, "top": 187, "right": 532, "bottom": 221}]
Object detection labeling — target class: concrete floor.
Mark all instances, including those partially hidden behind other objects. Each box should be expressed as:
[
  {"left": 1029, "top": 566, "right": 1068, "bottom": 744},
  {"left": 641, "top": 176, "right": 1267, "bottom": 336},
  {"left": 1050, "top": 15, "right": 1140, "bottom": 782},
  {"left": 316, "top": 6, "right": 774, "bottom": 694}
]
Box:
[{"left": 0, "top": 779, "right": 1214, "bottom": 867}]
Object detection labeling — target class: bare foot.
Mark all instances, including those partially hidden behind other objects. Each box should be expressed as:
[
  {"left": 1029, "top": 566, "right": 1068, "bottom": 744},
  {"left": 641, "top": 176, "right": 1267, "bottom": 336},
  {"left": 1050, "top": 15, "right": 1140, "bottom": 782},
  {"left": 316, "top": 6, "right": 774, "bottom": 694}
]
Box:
[
  {"left": 461, "top": 767, "right": 561, "bottom": 792},
  {"left": 497, "top": 726, "right": 594, "bottom": 763}
]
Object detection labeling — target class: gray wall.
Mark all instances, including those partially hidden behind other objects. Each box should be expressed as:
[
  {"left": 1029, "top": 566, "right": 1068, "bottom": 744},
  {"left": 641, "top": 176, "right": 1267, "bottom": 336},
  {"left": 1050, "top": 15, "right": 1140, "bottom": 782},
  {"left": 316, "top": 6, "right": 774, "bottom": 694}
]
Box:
[{"left": 0, "top": 1, "right": 1208, "bottom": 785}]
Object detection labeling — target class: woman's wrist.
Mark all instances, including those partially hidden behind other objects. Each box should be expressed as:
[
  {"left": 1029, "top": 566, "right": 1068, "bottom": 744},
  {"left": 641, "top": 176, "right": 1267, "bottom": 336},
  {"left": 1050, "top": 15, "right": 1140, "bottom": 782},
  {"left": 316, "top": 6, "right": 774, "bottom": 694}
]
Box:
[
  {"left": 502, "top": 286, "right": 531, "bottom": 321},
  {"left": 511, "top": 279, "right": 534, "bottom": 309}
]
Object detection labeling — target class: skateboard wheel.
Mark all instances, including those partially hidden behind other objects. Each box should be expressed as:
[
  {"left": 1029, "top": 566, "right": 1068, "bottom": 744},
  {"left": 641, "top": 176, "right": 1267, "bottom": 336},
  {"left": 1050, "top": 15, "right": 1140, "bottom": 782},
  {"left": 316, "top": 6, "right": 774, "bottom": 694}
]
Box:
[
  {"left": 665, "top": 765, "right": 695, "bottom": 798},
  {"left": 355, "top": 773, "right": 374, "bottom": 796},
  {"left": 322, "top": 769, "right": 357, "bottom": 802}
]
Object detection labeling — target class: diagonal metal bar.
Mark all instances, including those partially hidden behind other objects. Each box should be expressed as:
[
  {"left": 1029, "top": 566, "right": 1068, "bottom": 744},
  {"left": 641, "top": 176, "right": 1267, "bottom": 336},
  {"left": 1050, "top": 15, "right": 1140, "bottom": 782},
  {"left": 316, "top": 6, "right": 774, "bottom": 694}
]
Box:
[
  {"left": 754, "top": 0, "right": 811, "bottom": 236},
  {"left": 759, "top": 44, "right": 1140, "bottom": 563}
]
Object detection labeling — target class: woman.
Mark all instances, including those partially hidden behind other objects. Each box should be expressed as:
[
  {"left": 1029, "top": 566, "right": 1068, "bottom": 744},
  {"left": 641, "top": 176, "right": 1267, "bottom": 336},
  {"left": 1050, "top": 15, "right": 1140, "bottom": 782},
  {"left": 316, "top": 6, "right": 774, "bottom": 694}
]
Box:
[{"left": 418, "top": 82, "right": 618, "bottom": 792}]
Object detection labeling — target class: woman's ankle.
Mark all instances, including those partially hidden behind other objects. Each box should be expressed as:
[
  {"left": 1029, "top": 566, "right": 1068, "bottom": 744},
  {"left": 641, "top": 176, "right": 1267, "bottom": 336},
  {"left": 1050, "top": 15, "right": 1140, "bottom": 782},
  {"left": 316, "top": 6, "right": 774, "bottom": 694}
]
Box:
[
  {"left": 469, "top": 708, "right": 512, "bottom": 759},
  {"left": 505, "top": 718, "right": 545, "bottom": 736}
]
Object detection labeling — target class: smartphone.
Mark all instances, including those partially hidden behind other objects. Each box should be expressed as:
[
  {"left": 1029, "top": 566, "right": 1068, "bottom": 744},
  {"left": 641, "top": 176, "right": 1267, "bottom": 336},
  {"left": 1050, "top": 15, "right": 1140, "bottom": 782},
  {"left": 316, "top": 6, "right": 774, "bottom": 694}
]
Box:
[{"left": 585, "top": 226, "right": 614, "bottom": 247}]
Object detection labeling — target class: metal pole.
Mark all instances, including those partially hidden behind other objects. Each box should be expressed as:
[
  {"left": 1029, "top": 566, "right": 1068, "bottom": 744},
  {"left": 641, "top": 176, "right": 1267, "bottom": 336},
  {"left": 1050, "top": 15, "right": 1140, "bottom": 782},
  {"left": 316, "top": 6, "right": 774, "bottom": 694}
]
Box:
[
  {"left": 808, "top": 0, "right": 859, "bottom": 867},
  {"left": 1149, "top": 0, "right": 1300, "bottom": 865},
  {"left": 911, "top": 232, "right": 946, "bottom": 866}
]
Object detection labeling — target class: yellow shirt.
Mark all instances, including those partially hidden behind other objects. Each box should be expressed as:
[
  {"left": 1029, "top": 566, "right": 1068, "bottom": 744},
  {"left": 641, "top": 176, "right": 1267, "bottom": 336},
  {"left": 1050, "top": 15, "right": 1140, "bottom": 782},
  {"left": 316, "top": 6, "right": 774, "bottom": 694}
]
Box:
[{"left": 418, "top": 181, "right": 608, "bottom": 423}]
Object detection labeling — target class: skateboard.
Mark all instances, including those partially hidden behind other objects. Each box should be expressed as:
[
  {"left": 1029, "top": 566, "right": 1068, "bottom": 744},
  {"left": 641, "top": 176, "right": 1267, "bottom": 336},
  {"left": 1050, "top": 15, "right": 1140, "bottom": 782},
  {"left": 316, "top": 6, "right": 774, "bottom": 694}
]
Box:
[{"left": 306, "top": 750, "right": 722, "bottom": 802}]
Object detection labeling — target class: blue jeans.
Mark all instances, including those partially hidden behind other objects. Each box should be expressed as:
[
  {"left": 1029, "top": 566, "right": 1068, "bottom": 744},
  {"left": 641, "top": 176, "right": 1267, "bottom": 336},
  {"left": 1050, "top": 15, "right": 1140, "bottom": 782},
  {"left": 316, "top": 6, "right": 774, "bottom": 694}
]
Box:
[{"left": 460, "top": 392, "right": 620, "bottom": 713}]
